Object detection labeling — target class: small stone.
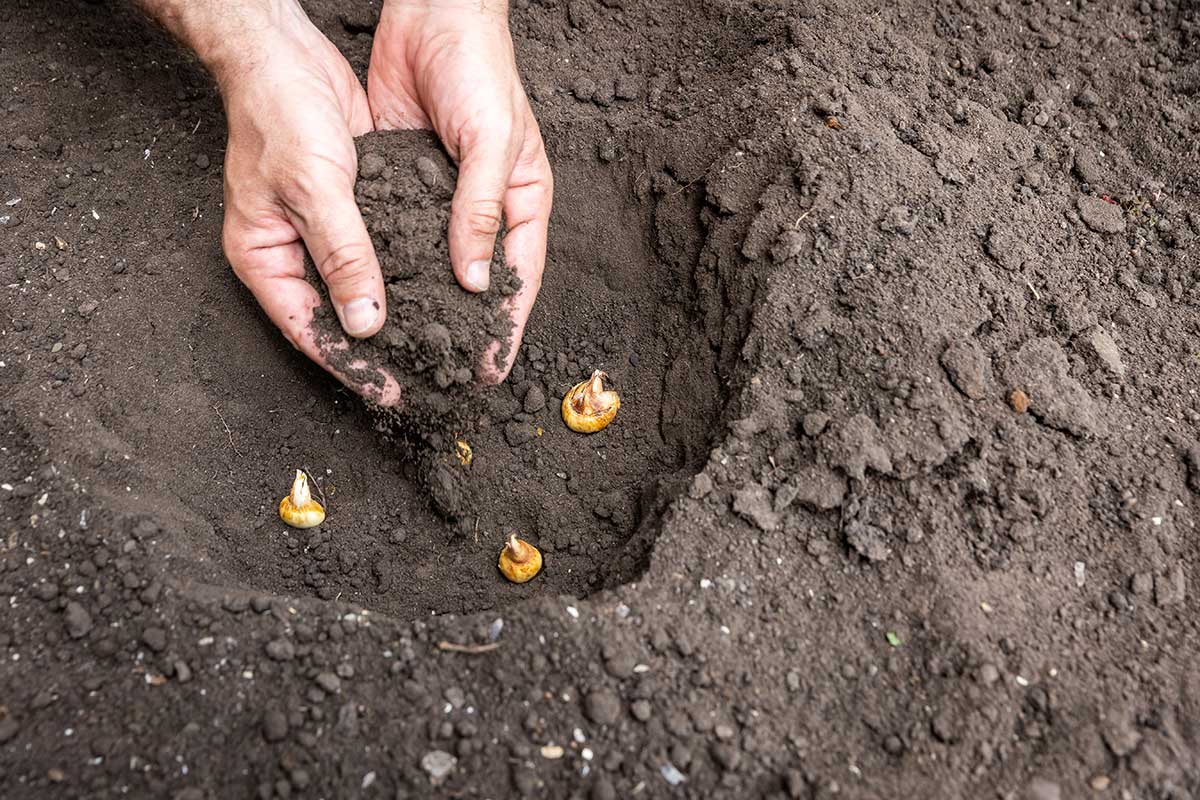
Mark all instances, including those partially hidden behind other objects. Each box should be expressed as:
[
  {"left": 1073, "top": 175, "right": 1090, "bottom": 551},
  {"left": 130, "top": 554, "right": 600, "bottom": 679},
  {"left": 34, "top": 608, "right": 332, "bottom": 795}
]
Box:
[
  {"left": 1101, "top": 712, "right": 1141, "bottom": 757},
  {"left": 1008, "top": 388, "right": 1030, "bottom": 413},
  {"left": 195, "top": 153, "right": 210, "bottom": 169},
  {"left": 712, "top": 742, "right": 741, "bottom": 771},
  {"left": 523, "top": 386, "right": 546, "bottom": 413},
  {"left": 931, "top": 709, "right": 959, "bottom": 743},
  {"left": 979, "top": 663, "right": 1000, "bottom": 686},
  {"left": 630, "top": 700, "right": 652, "bottom": 721},
  {"left": 688, "top": 473, "right": 714, "bottom": 499},
  {"left": 0, "top": 718, "right": 19, "bottom": 744},
  {"left": 585, "top": 688, "right": 622, "bottom": 725},
  {"left": 141, "top": 627, "right": 168, "bottom": 652},
  {"left": 1130, "top": 572, "right": 1154, "bottom": 596},
  {"left": 1154, "top": 565, "right": 1185, "bottom": 607},
  {"left": 1078, "top": 195, "right": 1126, "bottom": 235},
  {"left": 174, "top": 660, "right": 192, "bottom": 683},
  {"left": 444, "top": 687, "right": 466, "bottom": 709},
  {"left": 1026, "top": 778, "right": 1061, "bottom": 800},
  {"left": 802, "top": 412, "right": 830, "bottom": 437},
  {"left": 359, "top": 152, "right": 386, "bottom": 180},
  {"left": 940, "top": 340, "right": 989, "bottom": 399},
  {"left": 263, "top": 709, "right": 289, "bottom": 742},
  {"left": 1089, "top": 775, "right": 1111, "bottom": 791},
  {"left": 421, "top": 750, "right": 457, "bottom": 785},
  {"left": 883, "top": 735, "right": 904, "bottom": 755},
  {"left": 1083, "top": 327, "right": 1124, "bottom": 377},
  {"left": 659, "top": 763, "right": 686, "bottom": 786},
  {"left": 315, "top": 673, "right": 341, "bottom": 693},
  {"left": 64, "top": 602, "right": 92, "bottom": 639},
  {"left": 265, "top": 639, "right": 295, "bottom": 661},
  {"left": 414, "top": 156, "right": 440, "bottom": 187},
  {"left": 1073, "top": 148, "right": 1105, "bottom": 187}
]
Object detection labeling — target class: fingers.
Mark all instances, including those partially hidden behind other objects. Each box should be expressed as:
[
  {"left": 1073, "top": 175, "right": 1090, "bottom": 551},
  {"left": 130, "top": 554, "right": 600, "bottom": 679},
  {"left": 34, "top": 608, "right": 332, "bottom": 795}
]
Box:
[
  {"left": 448, "top": 125, "right": 521, "bottom": 294},
  {"left": 479, "top": 113, "right": 554, "bottom": 383},
  {"left": 223, "top": 219, "right": 402, "bottom": 406},
  {"left": 281, "top": 169, "right": 386, "bottom": 339}
]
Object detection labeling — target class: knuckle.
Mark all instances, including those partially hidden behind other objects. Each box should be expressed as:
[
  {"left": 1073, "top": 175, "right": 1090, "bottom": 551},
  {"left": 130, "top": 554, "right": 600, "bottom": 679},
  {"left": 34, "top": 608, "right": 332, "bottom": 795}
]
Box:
[
  {"left": 281, "top": 167, "right": 324, "bottom": 207},
  {"left": 319, "top": 242, "right": 376, "bottom": 288},
  {"left": 464, "top": 200, "right": 504, "bottom": 239}
]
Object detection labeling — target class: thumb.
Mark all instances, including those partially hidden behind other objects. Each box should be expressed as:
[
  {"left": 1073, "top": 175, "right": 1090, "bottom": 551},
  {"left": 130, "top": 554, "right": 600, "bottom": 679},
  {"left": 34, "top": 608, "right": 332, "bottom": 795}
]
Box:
[
  {"left": 287, "top": 175, "right": 386, "bottom": 338},
  {"left": 449, "top": 135, "right": 518, "bottom": 293}
]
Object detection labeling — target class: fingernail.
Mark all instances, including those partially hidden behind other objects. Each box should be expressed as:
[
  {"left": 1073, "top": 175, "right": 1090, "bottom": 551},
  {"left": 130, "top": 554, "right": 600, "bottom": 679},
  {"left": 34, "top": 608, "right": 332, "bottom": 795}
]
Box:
[
  {"left": 465, "top": 260, "right": 491, "bottom": 292},
  {"left": 340, "top": 297, "right": 380, "bottom": 336}
]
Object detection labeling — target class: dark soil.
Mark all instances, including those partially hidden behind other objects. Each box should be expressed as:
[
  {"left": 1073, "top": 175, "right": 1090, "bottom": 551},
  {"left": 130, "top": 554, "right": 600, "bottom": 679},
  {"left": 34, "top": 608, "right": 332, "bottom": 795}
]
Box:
[
  {"left": 3, "top": 0, "right": 1200, "bottom": 798},
  {"left": 313, "top": 130, "right": 518, "bottom": 418}
]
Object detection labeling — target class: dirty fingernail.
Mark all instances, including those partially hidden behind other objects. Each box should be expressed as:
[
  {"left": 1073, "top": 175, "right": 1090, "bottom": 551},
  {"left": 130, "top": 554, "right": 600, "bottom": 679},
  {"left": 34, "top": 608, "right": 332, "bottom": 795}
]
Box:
[
  {"left": 465, "top": 260, "right": 491, "bottom": 293},
  {"left": 340, "top": 297, "right": 380, "bottom": 336}
]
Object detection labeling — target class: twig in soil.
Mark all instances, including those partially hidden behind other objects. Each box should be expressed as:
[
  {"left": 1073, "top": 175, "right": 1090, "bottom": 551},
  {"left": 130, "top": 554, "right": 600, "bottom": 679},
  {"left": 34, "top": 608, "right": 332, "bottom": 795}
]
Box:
[
  {"left": 436, "top": 641, "right": 501, "bottom": 654},
  {"left": 212, "top": 404, "right": 241, "bottom": 456},
  {"left": 791, "top": 207, "right": 815, "bottom": 227}
]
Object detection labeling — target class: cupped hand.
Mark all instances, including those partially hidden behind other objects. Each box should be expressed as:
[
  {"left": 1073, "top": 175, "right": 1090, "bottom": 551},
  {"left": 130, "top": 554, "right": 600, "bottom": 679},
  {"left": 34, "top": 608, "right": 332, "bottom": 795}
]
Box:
[
  {"left": 368, "top": 0, "right": 553, "bottom": 380},
  {"left": 215, "top": 2, "right": 402, "bottom": 404}
]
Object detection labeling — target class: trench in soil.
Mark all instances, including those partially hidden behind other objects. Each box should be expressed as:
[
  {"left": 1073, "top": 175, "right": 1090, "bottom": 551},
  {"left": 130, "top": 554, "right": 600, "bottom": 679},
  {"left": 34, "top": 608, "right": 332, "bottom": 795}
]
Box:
[{"left": 169, "top": 155, "right": 741, "bottom": 620}]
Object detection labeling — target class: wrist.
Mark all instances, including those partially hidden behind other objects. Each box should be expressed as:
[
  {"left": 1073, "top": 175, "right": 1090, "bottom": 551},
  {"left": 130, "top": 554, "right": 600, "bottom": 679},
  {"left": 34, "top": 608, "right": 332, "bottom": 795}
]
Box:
[
  {"left": 382, "top": 0, "right": 510, "bottom": 23},
  {"left": 138, "top": 0, "right": 315, "bottom": 90}
]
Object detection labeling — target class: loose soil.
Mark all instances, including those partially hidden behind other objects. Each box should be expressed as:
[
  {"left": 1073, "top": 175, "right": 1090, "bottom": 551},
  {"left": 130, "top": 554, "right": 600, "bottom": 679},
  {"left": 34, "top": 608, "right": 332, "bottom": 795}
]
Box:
[{"left": 3, "top": 0, "right": 1200, "bottom": 798}]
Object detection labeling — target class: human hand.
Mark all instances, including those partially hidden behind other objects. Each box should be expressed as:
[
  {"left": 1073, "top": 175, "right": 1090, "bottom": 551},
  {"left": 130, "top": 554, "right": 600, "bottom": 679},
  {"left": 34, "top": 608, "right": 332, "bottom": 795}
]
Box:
[
  {"left": 211, "top": 3, "right": 402, "bottom": 404},
  {"left": 367, "top": 0, "right": 553, "bottom": 380},
  {"left": 139, "top": 0, "right": 399, "bottom": 402}
]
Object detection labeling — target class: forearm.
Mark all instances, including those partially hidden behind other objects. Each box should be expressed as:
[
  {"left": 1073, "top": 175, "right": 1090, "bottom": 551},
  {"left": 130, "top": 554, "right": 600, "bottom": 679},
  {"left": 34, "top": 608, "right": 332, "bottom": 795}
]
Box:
[{"left": 132, "top": 0, "right": 307, "bottom": 88}]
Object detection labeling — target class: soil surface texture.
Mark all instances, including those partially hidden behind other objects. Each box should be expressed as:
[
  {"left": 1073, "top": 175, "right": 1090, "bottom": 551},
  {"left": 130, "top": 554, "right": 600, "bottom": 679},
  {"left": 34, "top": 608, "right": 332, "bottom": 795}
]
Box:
[{"left": 3, "top": 0, "right": 1200, "bottom": 799}]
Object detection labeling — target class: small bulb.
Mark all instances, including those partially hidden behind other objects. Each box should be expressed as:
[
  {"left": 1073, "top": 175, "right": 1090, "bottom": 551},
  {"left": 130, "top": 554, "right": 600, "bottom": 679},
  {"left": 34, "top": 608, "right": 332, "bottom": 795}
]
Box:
[
  {"left": 498, "top": 534, "right": 542, "bottom": 584},
  {"left": 279, "top": 469, "right": 325, "bottom": 529},
  {"left": 561, "top": 370, "right": 620, "bottom": 433}
]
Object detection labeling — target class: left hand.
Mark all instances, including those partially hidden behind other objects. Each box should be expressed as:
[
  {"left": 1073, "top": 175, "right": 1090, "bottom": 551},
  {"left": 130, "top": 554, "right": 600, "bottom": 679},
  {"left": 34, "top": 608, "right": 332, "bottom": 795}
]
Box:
[{"left": 368, "top": 0, "right": 553, "bottom": 380}]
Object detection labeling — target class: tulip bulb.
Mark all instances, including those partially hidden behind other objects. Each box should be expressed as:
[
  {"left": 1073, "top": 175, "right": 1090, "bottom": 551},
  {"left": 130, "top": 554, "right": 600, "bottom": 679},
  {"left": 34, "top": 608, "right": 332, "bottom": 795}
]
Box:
[
  {"left": 279, "top": 469, "right": 325, "bottom": 529},
  {"left": 562, "top": 370, "right": 620, "bottom": 433},
  {"left": 498, "top": 534, "right": 542, "bottom": 584}
]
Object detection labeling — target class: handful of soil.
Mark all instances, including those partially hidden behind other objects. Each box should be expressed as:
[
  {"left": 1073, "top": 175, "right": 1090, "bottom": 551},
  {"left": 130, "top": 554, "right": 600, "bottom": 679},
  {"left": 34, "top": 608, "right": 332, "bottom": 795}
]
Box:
[{"left": 310, "top": 130, "right": 519, "bottom": 429}]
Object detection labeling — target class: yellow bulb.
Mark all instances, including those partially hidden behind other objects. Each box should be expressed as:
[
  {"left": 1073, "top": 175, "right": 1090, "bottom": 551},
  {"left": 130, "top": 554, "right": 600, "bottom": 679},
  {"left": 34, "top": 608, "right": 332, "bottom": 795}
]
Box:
[
  {"left": 454, "top": 439, "right": 473, "bottom": 467},
  {"left": 562, "top": 370, "right": 620, "bottom": 433},
  {"left": 279, "top": 469, "right": 325, "bottom": 529},
  {"left": 498, "top": 534, "right": 542, "bottom": 584}
]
